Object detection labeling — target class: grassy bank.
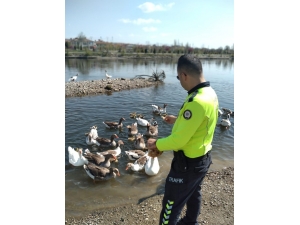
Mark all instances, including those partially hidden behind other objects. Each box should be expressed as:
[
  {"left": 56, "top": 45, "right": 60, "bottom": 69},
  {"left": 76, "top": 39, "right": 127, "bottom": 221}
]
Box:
[{"left": 65, "top": 51, "right": 233, "bottom": 60}]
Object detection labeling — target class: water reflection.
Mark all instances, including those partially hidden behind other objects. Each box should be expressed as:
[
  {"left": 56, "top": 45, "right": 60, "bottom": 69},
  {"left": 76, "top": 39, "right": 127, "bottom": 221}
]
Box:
[{"left": 65, "top": 58, "right": 234, "bottom": 77}]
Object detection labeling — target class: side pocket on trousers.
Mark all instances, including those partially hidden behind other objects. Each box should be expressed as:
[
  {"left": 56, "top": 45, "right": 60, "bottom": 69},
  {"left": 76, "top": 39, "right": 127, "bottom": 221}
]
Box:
[{"left": 194, "top": 166, "right": 208, "bottom": 173}]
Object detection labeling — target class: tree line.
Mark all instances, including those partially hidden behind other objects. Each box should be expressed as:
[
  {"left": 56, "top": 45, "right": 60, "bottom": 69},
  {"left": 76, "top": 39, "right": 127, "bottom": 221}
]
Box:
[{"left": 65, "top": 32, "right": 234, "bottom": 56}]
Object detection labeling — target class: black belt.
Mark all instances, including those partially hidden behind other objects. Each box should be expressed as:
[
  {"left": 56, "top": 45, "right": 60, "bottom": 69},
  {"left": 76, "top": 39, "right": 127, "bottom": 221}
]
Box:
[{"left": 173, "top": 150, "right": 211, "bottom": 162}]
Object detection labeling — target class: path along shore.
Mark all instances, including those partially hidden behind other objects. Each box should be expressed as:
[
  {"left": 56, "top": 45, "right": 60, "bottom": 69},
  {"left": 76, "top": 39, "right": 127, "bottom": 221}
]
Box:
[{"left": 65, "top": 167, "right": 233, "bottom": 225}]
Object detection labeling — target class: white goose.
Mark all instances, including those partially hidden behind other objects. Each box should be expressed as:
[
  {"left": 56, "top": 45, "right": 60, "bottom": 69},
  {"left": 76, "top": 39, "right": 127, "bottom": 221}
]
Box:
[
  {"left": 69, "top": 73, "right": 78, "bottom": 82},
  {"left": 136, "top": 117, "right": 153, "bottom": 127},
  {"left": 68, "top": 147, "right": 88, "bottom": 166},
  {"left": 220, "top": 114, "right": 231, "bottom": 129},
  {"left": 125, "top": 154, "right": 149, "bottom": 172},
  {"left": 151, "top": 103, "right": 167, "bottom": 115},
  {"left": 145, "top": 156, "right": 160, "bottom": 176},
  {"left": 99, "top": 140, "right": 124, "bottom": 158},
  {"left": 85, "top": 126, "right": 100, "bottom": 146},
  {"left": 124, "top": 149, "right": 147, "bottom": 161},
  {"left": 105, "top": 70, "right": 112, "bottom": 78}
]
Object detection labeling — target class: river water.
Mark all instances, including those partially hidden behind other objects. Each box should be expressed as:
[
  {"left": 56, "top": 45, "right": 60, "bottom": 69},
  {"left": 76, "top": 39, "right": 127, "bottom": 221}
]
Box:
[{"left": 65, "top": 57, "right": 234, "bottom": 218}]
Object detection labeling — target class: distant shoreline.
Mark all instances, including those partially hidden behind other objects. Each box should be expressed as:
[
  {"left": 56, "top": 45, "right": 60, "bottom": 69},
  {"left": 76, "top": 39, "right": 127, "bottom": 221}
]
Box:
[{"left": 65, "top": 53, "right": 233, "bottom": 60}]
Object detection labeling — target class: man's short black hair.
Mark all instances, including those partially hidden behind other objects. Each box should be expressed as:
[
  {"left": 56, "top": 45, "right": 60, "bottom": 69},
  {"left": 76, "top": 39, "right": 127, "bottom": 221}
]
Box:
[{"left": 177, "top": 54, "right": 203, "bottom": 76}]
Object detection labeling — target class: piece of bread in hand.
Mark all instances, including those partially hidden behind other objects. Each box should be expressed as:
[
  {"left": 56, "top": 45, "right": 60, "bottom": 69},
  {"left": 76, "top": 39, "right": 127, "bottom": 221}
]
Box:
[{"left": 148, "top": 149, "right": 163, "bottom": 157}]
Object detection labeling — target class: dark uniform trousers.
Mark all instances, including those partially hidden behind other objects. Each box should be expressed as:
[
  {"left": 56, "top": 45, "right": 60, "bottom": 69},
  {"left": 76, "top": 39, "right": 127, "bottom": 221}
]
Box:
[{"left": 159, "top": 151, "right": 212, "bottom": 225}]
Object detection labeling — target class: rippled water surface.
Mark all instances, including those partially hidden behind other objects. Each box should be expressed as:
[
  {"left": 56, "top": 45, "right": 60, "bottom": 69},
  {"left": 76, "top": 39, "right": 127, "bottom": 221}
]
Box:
[{"left": 65, "top": 58, "right": 234, "bottom": 218}]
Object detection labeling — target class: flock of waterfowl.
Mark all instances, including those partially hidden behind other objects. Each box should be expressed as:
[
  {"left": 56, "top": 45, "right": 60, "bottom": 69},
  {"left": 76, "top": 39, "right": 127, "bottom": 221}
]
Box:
[
  {"left": 67, "top": 103, "right": 233, "bottom": 183},
  {"left": 68, "top": 103, "right": 168, "bottom": 183}
]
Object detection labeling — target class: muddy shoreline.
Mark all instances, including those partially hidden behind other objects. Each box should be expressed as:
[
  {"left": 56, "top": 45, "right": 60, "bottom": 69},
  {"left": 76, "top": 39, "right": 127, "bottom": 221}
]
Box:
[{"left": 65, "top": 167, "right": 234, "bottom": 224}]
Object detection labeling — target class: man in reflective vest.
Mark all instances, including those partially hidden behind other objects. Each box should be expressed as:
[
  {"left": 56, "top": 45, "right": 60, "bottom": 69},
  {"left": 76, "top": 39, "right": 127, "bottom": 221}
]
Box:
[{"left": 147, "top": 54, "right": 219, "bottom": 225}]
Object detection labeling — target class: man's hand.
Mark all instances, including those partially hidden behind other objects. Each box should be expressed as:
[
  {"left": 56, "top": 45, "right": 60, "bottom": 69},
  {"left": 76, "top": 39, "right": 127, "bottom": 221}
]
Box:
[
  {"left": 163, "top": 115, "right": 177, "bottom": 124},
  {"left": 148, "top": 148, "right": 163, "bottom": 157},
  {"left": 147, "top": 138, "right": 163, "bottom": 157}
]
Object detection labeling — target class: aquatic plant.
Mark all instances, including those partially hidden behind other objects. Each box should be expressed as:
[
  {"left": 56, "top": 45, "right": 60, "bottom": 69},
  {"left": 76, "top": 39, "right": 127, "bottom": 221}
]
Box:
[{"left": 134, "top": 69, "right": 166, "bottom": 82}]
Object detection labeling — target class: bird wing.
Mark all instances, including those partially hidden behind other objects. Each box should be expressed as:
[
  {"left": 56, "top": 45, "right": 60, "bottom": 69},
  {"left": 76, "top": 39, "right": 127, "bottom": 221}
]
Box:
[
  {"left": 101, "top": 150, "right": 115, "bottom": 155},
  {"left": 104, "top": 121, "right": 118, "bottom": 126},
  {"left": 137, "top": 155, "right": 148, "bottom": 165},
  {"left": 87, "top": 163, "right": 109, "bottom": 177},
  {"left": 93, "top": 154, "right": 105, "bottom": 164},
  {"left": 96, "top": 137, "right": 110, "bottom": 143}
]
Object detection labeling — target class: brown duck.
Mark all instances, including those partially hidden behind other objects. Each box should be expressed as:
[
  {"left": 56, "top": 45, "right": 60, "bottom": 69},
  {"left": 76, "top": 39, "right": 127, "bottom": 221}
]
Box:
[
  {"left": 133, "top": 133, "right": 146, "bottom": 150},
  {"left": 96, "top": 134, "right": 119, "bottom": 147},
  {"left": 127, "top": 122, "right": 138, "bottom": 137},
  {"left": 83, "top": 162, "right": 120, "bottom": 183},
  {"left": 84, "top": 149, "right": 117, "bottom": 167},
  {"left": 144, "top": 122, "right": 158, "bottom": 137},
  {"left": 102, "top": 117, "right": 126, "bottom": 129}
]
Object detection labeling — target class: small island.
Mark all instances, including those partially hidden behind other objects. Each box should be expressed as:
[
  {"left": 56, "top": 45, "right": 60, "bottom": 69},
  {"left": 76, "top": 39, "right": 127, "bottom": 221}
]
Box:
[{"left": 66, "top": 70, "right": 166, "bottom": 98}]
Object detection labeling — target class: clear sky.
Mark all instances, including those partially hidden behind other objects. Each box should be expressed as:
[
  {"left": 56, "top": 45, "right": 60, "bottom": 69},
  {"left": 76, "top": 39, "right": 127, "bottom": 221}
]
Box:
[{"left": 65, "top": 0, "right": 234, "bottom": 49}]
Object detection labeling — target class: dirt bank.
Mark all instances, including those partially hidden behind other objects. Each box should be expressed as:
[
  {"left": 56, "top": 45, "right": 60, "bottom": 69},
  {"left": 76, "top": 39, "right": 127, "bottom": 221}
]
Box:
[{"left": 65, "top": 167, "right": 234, "bottom": 225}]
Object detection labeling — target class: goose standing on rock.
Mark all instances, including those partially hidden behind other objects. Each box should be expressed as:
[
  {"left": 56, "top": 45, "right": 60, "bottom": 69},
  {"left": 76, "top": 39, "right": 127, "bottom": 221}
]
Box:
[
  {"left": 103, "top": 117, "right": 126, "bottom": 129},
  {"left": 68, "top": 147, "right": 88, "bottom": 166},
  {"left": 105, "top": 70, "right": 112, "bottom": 78},
  {"left": 69, "top": 73, "right": 78, "bottom": 82},
  {"left": 96, "top": 134, "right": 119, "bottom": 147},
  {"left": 83, "top": 163, "right": 120, "bottom": 183}
]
